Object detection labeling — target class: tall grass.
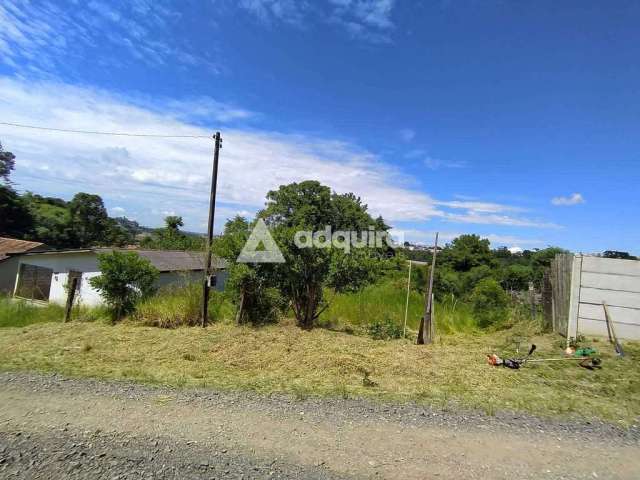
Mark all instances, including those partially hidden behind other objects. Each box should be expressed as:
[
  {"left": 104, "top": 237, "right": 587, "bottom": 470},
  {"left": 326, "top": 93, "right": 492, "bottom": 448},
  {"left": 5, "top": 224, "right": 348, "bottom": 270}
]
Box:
[
  {"left": 319, "top": 278, "right": 478, "bottom": 335},
  {"left": 134, "top": 283, "right": 233, "bottom": 328},
  {"left": 0, "top": 295, "right": 110, "bottom": 328},
  {"left": 0, "top": 296, "right": 64, "bottom": 328}
]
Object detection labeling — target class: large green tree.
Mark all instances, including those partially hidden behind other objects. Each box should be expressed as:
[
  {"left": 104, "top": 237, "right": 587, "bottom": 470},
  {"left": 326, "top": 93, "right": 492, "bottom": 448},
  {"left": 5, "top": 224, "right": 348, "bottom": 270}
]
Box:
[
  {"left": 259, "top": 181, "right": 389, "bottom": 329},
  {"left": 68, "top": 193, "right": 111, "bottom": 246},
  {"left": 140, "top": 215, "right": 204, "bottom": 250},
  {"left": 0, "top": 142, "right": 16, "bottom": 183},
  {"left": 443, "top": 234, "right": 495, "bottom": 272},
  {"left": 0, "top": 143, "right": 34, "bottom": 237}
]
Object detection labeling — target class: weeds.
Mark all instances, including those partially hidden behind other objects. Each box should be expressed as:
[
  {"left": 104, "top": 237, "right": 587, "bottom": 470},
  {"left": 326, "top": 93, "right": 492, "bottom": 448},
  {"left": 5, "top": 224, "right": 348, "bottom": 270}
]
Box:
[
  {"left": 320, "top": 280, "right": 478, "bottom": 337},
  {"left": 366, "top": 315, "right": 404, "bottom": 340},
  {"left": 0, "top": 295, "right": 110, "bottom": 328},
  {"left": 0, "top": 297, "right": 64, "bottom": 328},
  {"left": 134, "top": 284, "right": 232, "bottom": 328}
]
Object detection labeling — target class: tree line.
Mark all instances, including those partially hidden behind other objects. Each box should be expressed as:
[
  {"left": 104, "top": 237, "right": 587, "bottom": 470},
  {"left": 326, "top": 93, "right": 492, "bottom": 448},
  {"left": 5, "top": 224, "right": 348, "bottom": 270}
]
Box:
[{"left": 1, "top": 142, "right": 202, "bottom": 250}]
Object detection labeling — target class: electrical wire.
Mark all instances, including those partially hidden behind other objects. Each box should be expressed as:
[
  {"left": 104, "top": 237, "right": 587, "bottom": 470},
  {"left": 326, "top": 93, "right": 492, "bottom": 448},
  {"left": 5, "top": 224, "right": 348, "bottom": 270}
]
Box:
[{"left": 0, "top": 121, "right": 213, "bottom": 139}]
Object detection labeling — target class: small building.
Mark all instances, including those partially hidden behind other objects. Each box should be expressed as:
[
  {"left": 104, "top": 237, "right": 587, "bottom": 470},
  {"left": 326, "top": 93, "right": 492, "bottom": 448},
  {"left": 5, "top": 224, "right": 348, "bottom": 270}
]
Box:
[
  {"left": 547, "top": 254, "right": 640, "bottom": 341},
  {"left": 0, "top": 237, "right": 49, "bottom": 294},
  {"left": 12, "top": 248, "right": 227, "bottom": 307}
]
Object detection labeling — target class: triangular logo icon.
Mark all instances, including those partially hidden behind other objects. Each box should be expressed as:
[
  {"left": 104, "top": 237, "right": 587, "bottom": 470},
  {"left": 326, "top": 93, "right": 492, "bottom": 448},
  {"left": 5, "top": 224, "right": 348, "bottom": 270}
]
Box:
[{"left": 237, "top": 218, "right": 285, "bottom": 263}]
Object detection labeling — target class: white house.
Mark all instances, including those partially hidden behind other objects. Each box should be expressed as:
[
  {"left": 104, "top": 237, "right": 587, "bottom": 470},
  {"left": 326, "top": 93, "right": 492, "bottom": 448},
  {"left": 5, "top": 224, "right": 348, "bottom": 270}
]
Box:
[{"left": 12, "top": 248, "right": 227, "bottom": 307}]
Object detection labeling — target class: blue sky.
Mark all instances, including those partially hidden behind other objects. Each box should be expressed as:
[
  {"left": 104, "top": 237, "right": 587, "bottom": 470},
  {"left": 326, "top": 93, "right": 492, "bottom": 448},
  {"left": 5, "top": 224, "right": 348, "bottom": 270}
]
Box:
[{"left": 0, "top": 0, "right": 638, "bottom": 254}]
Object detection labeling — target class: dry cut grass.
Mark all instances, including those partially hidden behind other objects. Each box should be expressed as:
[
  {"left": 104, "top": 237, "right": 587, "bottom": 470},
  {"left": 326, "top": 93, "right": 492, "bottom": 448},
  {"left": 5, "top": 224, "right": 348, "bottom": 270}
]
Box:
[{"left": 0, "top": 319, "right": 639, "bottom": 425}]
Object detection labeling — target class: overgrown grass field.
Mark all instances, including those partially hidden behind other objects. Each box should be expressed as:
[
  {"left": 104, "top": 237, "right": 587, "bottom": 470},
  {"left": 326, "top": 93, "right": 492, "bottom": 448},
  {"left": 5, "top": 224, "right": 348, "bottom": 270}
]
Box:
[
  {"left": 0, "top": 296, "right": 109, "bottom": 328},
  {"left": 1, "top": 284, "right": 639, "bottom": 425},
  {"left": 0, "top": 296, "right": 66, "bottom": 328},
  {"left": 319, "top": 278, "right": 477, "bottom": 335},
  {"left": 0, "top": 318, "right": 638, "bottom": 425}
]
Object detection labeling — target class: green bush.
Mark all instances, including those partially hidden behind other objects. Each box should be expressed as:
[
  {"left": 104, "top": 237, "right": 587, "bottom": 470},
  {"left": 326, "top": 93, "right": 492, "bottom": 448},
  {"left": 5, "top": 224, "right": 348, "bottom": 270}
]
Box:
[
  {"left": 470, "top": 278, "right": 510, "bottom": 328},
  {"left": 228, "top": 264, "right": 286, "bottom": 325},
  {"left": 89, "top": 251, "right": 159, "bottom": 320},
  {"left": 366, "top": 315, "right": 404, "bottom": 340}
]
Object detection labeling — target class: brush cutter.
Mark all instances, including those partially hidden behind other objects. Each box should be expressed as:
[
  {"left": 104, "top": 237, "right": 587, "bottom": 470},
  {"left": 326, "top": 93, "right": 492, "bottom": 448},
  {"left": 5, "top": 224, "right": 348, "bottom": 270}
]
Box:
[
  {"left": 487, "top": 344, "right": 536, "bottom": 369},
  {"left": 487, "top": 344, "right": 601, "bottom": 370}
]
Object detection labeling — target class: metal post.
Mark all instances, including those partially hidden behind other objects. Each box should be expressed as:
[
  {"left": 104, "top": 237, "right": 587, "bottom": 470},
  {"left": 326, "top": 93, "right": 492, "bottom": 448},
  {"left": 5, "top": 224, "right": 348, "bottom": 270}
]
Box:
[{"left": 201, "top": 132, "right": 222, "bottom": 327}]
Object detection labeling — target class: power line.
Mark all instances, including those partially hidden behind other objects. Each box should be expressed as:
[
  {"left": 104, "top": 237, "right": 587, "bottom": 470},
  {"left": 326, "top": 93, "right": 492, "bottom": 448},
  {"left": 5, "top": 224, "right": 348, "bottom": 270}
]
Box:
[{"left": 0, "top": 121, "right": 213, "bottom": 139}]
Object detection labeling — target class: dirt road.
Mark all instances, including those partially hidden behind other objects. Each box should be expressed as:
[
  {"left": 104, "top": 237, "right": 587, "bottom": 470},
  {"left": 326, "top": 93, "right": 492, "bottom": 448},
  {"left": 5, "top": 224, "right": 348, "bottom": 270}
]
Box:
[{"left": 0, "top": 372, "right": 638, "bottom": 479}]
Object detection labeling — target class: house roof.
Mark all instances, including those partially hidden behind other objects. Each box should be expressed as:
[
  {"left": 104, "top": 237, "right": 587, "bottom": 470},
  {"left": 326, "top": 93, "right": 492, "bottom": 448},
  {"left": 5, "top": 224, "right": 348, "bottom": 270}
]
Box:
[
  {"left": 99, "top": 249, "right": 227, "bottom": 272},
  {"left": 21, "top": 247, "right": 227, "bottom": 272},
  {"left": 0, "top": 237, "right": 47, "bottom": 262}
]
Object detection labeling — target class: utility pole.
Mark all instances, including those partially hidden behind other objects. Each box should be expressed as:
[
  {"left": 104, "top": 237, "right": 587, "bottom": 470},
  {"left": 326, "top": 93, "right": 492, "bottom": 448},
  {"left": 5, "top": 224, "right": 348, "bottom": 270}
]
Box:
[
  {"left": 201, "top": 131, "right": 222, "bottom": 327},
  {"left": 418, "top": 232, "right": 438, "bottom": 344}
]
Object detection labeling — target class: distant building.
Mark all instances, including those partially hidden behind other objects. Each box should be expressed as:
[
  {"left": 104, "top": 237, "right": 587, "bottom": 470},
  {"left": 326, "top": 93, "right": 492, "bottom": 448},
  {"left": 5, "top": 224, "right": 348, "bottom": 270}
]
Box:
[
  {"left": 0, "top": 237, "right": 49, "bottom": 294},
  {"left": 11, "top": 248, "right": 227, "bottom": 306}
]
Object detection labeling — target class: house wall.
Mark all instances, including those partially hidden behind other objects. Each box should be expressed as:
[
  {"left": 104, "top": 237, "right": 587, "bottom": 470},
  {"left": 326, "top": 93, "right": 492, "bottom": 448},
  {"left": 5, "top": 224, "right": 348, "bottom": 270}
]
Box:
[
  {"left": 50, "top": 270, "right": 103, "bottom": 306},
  {"left": 14, "top": 252, "right": 227, "bottom": 307},
  {"left": 566, "top": 255, "right": 640, "bottom": 341},
  {"left": 155, "top": 270, "right": 228, "bottom": 292},
  {"left": 0, "top": 256, "right": 21, "bottom": 294}
]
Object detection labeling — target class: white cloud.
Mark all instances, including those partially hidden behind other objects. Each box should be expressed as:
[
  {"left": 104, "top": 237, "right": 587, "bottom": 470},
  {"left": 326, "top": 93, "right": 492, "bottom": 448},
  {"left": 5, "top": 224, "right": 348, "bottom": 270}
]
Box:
[
  {"left": 237, "top": 0, "right": 396, "bottom": 43},
  {"left": 0, "top": 0, "right": 219, "bottom": 75},
  {"left": 238, "top": 0, "right": 308, "bottom": 26},
  {"left": 328, "top": 0, "right": 395, "bottom": 43},
  {"left": 441, "top": 211, "right": 560, "bottom": 229},
  {"left": 393, "top": 229, "right": 545, "bottom": 249},
  {"left": 0, "top": 76, "right": 556, "bottom": 233},
  {"left": 399, "top": 128, "right": 415, "bottom": 142},
  {"left": 551, "top": 193, "right": 585, "bottom": 206},
  {"left": 435, "top": 200, "right": 524, "bottom": 214},
  {"left": 423, "top": 156, "right": 467, "bottom": 170}
]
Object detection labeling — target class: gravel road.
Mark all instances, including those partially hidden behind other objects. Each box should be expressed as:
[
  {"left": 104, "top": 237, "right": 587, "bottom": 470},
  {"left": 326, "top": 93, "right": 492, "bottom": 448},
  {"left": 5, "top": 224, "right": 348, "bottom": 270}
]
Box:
[{"left": 0, "top": 372, "right": 638, "bottom": 479}]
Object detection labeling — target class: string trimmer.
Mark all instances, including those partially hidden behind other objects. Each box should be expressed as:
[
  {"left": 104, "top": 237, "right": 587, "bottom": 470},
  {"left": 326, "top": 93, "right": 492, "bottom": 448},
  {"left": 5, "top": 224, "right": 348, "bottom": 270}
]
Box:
[
  {"left": 487, "top": 344, "right": 602, "bottom": 370},
  {"left": 487, "top": 344, "right": 537, "bottom": 369}
]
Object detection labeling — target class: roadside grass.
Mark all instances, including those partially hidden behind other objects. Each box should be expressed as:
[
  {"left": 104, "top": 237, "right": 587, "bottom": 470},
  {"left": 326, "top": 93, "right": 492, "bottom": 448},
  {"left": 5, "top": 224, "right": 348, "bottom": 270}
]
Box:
[
  {"left": 0, "top": 296, "right": 110, "bottom": 328},
  {"left": 0, "top": 296, "right": 65, "bottom": 328},
  {"left": 0, "top": 319, "right": 638, "bottom": 425}
]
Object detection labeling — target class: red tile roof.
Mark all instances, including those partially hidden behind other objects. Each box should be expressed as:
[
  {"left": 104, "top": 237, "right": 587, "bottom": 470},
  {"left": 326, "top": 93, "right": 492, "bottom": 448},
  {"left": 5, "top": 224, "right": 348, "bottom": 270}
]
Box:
[{"left": 0, "top": 237, "right": 47, "bottom": 261}]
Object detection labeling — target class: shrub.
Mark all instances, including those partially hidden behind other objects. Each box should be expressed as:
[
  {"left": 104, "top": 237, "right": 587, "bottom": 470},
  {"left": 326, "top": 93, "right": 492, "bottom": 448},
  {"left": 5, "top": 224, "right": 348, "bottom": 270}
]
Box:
[
  {"left": 366, "top": 315, "right": 404, "bottom": 340},
  {"left": 89, "top": 251, "right": 159, "bottom": 321},
  {"left": 228, "top": 264, "right": 286, "bottom": 325},
  {"left": 470, "top": 278, "right": 509, "bottom": 328}
]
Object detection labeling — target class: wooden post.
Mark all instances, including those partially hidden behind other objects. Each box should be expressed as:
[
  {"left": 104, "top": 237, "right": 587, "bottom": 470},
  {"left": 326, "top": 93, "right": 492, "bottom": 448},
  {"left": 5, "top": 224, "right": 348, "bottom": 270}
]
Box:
[
  {"left": 403, "top": 260, "right": 412, "bottom": 338},
  {"left": 64, "top": 277, "right": 78, "bottom": 323},
  {"left": 201, "top": 131, "right": 222, "bottom": 327},
  {"left": 418, "top": 232, "right": 438, "bottom": 345},
  {"left": 528, "top": 281, "right": 536, "bottom": 321},
  {"left": 430, "top": 292, "right": 436, "bottom": 340}
]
